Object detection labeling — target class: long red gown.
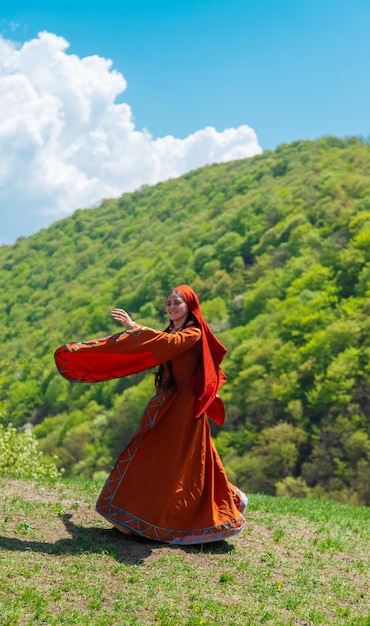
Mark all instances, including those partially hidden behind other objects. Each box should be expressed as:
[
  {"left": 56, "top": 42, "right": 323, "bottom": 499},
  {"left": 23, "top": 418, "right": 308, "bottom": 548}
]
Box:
[{"left": 55, "top": 324, "right": 247, "bottom": 544}]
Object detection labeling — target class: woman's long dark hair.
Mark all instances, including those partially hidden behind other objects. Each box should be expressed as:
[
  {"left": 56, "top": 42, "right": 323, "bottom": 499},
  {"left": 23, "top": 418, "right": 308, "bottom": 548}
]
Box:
[{"left": 154, "top": 307, "right": 199, "bottom": 392}]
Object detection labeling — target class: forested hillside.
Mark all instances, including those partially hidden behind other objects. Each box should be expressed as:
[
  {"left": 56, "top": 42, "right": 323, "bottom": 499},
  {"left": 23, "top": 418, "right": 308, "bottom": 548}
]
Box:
[{"left": 1, "top": 136, "right": 370, "bottom": 504}]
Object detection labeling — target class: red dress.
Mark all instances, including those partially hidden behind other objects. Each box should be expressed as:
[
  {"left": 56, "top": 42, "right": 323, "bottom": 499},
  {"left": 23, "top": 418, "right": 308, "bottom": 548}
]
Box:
[{"left": 55, "top": 324, "right": 247, "bottom": 544}]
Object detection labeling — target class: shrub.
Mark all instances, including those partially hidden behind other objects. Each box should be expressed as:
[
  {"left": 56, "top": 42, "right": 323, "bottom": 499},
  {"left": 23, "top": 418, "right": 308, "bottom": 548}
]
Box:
[{"left": 0, "top": 424, "right": 63, "bottom": 479}]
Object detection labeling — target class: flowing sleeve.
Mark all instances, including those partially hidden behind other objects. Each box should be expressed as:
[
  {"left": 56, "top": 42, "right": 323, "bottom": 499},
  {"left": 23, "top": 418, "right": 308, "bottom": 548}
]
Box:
[{"left": 54, "top": 325, "right": 201, "bottom": 383}]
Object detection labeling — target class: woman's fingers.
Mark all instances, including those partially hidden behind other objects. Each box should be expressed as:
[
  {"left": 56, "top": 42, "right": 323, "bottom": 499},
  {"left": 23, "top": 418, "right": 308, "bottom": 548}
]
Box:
[{"left": 111, "top": 309, "right": 133, "bottom": 327}]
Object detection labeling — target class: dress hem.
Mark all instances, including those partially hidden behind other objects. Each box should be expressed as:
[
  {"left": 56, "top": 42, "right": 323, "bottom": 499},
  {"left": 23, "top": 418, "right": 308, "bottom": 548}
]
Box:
[{"left": 97, "top": 505, "right": 246, "bottom": 545}]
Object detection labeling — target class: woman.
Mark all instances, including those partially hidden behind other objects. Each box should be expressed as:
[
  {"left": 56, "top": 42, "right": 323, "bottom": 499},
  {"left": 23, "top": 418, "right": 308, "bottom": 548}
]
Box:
[{"left": 55, "top": 285, "right": 247, "bottom": 544}]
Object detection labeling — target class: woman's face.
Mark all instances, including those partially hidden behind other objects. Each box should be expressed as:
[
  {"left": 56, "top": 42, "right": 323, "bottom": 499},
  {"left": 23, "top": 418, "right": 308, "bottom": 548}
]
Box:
[{"left": 166, "top": 291, "right": 188, "bottom": 327}]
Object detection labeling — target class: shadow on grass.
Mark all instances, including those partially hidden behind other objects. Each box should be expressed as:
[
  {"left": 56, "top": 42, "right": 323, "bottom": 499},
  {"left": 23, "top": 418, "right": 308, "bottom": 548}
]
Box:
[{"left": 0, "top": 514, "right": 234, "bottom": 565}]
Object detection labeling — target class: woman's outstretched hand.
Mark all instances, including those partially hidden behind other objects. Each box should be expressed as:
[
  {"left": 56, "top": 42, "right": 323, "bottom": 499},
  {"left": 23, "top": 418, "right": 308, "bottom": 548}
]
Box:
[{"left": 111, "top": 308, "right": 135, "bottom": 329}]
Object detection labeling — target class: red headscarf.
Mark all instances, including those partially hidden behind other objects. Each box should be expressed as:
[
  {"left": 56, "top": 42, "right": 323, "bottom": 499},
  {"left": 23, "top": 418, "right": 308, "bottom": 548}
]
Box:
[{"left": 174, "top": 285, "right": 227, "bottom": 424}]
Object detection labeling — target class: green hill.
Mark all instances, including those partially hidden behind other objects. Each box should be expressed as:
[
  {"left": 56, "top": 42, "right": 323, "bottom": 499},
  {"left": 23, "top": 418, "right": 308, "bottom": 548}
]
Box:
[
  {"left": 1, "top": 136, "right": 370, "bottom": 504},
  {"left": 0, "top": 477, "right": 369, "bottom": 625}
]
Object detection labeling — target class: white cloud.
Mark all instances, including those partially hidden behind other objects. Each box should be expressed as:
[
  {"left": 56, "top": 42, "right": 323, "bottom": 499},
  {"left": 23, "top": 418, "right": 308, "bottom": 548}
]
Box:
[{"left": 0, "top": 31, "right": 262, "bottom": 244}]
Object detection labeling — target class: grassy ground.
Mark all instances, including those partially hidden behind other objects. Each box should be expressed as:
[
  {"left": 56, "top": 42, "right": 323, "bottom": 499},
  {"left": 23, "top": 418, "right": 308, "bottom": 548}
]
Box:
[{"left": 0, "top": 477, "right": 369, "bottom": 626}]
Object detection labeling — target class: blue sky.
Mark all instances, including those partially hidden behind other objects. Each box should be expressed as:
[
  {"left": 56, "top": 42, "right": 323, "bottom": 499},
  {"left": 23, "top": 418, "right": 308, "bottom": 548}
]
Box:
[
  {"left": 3, "top": 0, "right": 369, "bottom": 148},
  {"left": 1, "top": 0, "right": 369, "bottom": 242}
]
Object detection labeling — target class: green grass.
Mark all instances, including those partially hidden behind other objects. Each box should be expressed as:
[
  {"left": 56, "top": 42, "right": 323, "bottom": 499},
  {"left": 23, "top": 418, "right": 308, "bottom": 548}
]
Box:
[{"left": 0, "top": 477, "right": 369, "bottom": 625}]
